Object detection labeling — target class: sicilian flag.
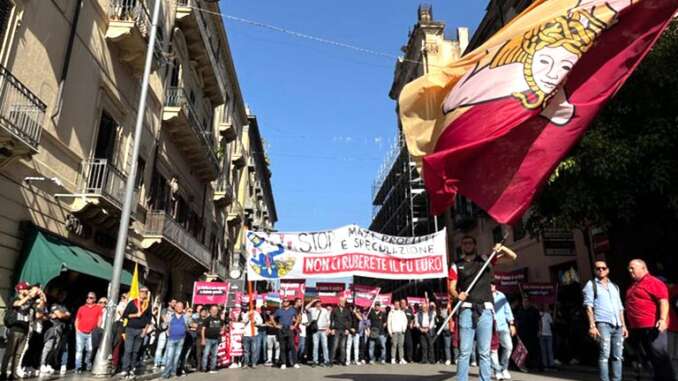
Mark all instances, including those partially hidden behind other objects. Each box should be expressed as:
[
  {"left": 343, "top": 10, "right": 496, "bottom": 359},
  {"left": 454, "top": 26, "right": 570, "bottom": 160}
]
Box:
[
  {"left": 128, "top": 263, "right": 149, "bottom": 312},
  {"left": 399, "top": 0, "right": 678, "bottom": 224}
]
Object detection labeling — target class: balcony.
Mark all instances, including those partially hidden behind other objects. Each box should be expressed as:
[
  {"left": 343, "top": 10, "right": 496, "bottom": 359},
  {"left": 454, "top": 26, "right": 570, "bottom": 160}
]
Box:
[
  {"left": 175, "top": 0, "right": 224, "bottom": 103},
  {"left": 0, "top": 65, "right": 46, "bottom": 164},
  {"left": 141, "top": 210, "right": 211, "bottom": 270},
  {"left": 70, "top": 159, "right": 139, "bottom": 229},
  {"left": 162, "top": 87, "right": 219, "bottom": 181},
  {"left": 218, "top": 121, "right": 236, "bottom": 142},
  {"left": 213, "top": 181, "right": 234, "bottom": 208},
  {"left": 231, "top": 145, "right": 246, "bottom": 169},
  {"left": 105, "top": 0, "right": 159, "bottom": 73},
  {"left": 227, "top": 200, "right": 243, "bottom": 226}
]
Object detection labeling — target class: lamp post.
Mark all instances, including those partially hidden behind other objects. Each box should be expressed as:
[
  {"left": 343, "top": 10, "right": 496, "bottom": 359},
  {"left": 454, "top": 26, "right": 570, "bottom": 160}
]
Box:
[{"left": 91, "top": 0, "right": 162, "bottom": 376}]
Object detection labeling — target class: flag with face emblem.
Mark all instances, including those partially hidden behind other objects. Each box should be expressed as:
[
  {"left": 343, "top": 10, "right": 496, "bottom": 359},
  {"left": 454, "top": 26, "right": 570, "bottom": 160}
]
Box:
[{"left": 399, "top": 0, "right": 678, "bottom": 223}]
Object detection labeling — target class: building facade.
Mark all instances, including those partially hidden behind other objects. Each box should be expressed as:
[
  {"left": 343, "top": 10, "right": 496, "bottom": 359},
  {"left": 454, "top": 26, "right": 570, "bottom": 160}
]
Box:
[{"left": 0, "top": 0, "right": 271, "bottom": 319}]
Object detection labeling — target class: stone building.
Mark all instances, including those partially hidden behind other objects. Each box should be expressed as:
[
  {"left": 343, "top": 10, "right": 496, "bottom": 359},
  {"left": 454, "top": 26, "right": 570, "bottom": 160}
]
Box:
[{"left": 0, "top": 0, "right": 272, "bottom": 318}]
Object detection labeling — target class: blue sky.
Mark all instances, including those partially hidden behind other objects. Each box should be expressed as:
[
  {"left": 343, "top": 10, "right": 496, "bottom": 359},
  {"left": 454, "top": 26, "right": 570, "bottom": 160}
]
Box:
[{"left": 220, "top": 1, "right": 489, "bottom": 232}]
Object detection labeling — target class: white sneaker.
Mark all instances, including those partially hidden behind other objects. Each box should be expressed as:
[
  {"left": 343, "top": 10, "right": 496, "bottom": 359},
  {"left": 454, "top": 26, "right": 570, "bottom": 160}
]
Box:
[
  {"left": 293, "top": 364, "right": 300, "bottom": 369},
  {"left": 502, "top": 369, "right": 512, "bottom": 380},
  {"left": 346, "top": 362, "right": 350, "bottom": 366},
  {"left": 444, "top": 360, "right": 451, "bottom": 366},
  {"left": 209, "top": 370, "right": 218, "bottom": 374},
  {"left": 360, "top": 360, "right": 366, "bottom": 365},
  {"left": 15, "top": 368, "right": 27, "bottom": 379},
  {"left": 399, "top": 359, "right": 407, "bottom": 365},
  {"left": 471, "top": 361, "right": 478, "bottom": 367},
  {"left": 355, "top": 361, "right": 362, "bottom": 366},
  {"left": 391, "top": 359, "right": 396, "bottom": 365},
  {"left": 496, "top": 373, "right": 504, "bottom": 380},
  {"left": 60, "top": 365, "right": 67, "bottom": 375},
  {"left": 281, "top": 364, "right": 287, "bottom": 370}
]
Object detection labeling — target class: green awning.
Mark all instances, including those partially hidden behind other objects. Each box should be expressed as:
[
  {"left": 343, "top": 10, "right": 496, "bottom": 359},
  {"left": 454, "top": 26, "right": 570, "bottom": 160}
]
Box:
[{"left": 18, "top": 226, "right": 134, "bottom": 288}]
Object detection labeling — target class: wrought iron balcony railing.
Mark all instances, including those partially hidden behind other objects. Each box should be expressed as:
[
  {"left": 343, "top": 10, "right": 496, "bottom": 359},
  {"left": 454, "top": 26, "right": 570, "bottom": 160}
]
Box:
[{"left": 0, "top": 65, "right": 46, "bottom": 150}]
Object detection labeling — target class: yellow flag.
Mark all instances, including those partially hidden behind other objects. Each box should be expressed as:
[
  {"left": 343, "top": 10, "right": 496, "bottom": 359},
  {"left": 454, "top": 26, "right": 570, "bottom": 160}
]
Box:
[{"left": 129, "top": 263, "right": 140, "bottom": 301}]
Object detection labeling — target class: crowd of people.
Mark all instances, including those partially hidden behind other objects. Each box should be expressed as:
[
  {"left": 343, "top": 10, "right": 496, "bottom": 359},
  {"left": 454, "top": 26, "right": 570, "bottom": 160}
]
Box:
[{"left": 2, "top": 236, "right": 678, "bottom": 381}]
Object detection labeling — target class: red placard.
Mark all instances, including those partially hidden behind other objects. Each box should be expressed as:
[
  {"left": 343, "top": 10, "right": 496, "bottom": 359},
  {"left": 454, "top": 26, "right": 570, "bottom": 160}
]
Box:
[
  {"left": 280, "top": 281, "right": 305, "bottom": 301},
  {"left": 494, "top": 269, "right": 527, "bottom": 294},
  {"left": 192, "top": 282, "right": 230, "bottom": 305},
  {"left": 353, "top": 285, "right": 380, "bottom": 308}
]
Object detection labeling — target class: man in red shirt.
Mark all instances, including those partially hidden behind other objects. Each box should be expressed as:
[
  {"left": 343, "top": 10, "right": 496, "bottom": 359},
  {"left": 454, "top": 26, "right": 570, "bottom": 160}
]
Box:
[
  {"left": 625, "top": 259, "right": 674, "bottom": 381},
  {"left": 74, "top": 292, "right": 103, "bottom": 373},
  {"left": 668, "top": 283, "right": 678, "bottom": 377}
]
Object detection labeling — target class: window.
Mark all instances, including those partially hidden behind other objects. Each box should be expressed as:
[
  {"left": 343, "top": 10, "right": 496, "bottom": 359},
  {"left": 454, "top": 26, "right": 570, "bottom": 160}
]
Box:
[
  {"left": 94, "top": 112, "right": 119, "bottom": 161},
  {"left": 492, "top": 225, "right": 503, "bottom": 244},
  {"left": 0, "top": 0, "right": 12, "bottom": 47},
  {"left": 135, "top": 157, "right": 146, "bottom": 188},
  {"left": 149, "top": 170, "right": 169, "bottom": 212}
]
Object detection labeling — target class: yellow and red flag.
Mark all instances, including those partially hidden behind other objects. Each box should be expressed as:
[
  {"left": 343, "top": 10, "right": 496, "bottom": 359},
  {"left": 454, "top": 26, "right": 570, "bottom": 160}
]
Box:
[{"left": 399, "top": 0, "right": 678, "bottom": 224}]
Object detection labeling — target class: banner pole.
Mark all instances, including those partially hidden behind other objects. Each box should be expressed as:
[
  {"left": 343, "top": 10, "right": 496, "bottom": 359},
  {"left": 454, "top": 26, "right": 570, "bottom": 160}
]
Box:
[
  {"left": 248, "top": 280, "right": 255, "bottom": 337},
  {"left": 434, "top": 234, "right": 509, "bottom": 342}
]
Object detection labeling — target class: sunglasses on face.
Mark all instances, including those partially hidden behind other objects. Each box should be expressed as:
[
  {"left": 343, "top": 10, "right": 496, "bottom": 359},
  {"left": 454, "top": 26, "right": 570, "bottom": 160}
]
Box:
[
  {"left": 87, "top": 296, "right": 96, "bottom": 300},
  {"left": 595, "top": 267, "right": 608, "bottom": 271}
]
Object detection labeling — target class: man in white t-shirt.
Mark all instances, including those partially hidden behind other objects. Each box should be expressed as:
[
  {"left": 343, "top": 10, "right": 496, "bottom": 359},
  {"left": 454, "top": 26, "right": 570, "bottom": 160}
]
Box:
[
  {"left": 306, "top": 300, "right": 331, "bottom": 366},
  {"left": 538, "top": 305, "right": 555, "bottom": 370}
]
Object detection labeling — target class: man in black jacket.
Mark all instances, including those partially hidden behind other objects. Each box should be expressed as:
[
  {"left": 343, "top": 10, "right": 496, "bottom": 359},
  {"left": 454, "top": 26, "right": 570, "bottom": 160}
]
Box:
[
  {"left": 330, "top": 297, "right": 352, "bottom": 365},
  {"left": 121, "top": 287, "right": 152, "bottom": 379},
  {"left": 368, "top": 302, "right": 387, "bottom": 364}
]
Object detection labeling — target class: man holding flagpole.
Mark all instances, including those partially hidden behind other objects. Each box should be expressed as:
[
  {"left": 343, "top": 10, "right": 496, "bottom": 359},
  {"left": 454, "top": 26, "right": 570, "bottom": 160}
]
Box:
[
  {"left": 449, "top": 236, "right": 516, "bottom": 381},
  {"left": 120, "top": 265, "right": 152, "bottom": 380}
]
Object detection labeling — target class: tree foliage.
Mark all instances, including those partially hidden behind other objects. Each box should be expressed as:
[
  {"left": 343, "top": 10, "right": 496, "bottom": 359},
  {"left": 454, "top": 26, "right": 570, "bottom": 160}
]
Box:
[{"left": 527, "top": 20, "right": 678, "bottom": 233}]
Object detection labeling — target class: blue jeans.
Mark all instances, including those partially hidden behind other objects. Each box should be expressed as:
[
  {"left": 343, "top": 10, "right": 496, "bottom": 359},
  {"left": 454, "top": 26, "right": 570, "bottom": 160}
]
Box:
[
  {"left": 539, "top": 335, "right": 554, "bottom": 368},
  {"left": 202, "top": 338, "right": 219, "bottom": 371},
  {"left": 368, "top": 334, "right": 386, "bottom": 362},
  {"left": 154, "top": 331, "right": 167, "bottom": 367},
  {"left": 243, "top": 336, "right": 257, "bottom": 367},
  {"left": 313, "top": 331, "right": 329, "bottom": 364},
  {"left": 458, "top": 308, "right": 493, "bottom": 381},
  {"left": 597, "top": 323, "right": 623, "bottom": 381},
  {"left": 497, "top": 329, "right": 513, "bottom": 372},
  {"left": 255, "top": 332, "right": 266, "bottom": 364},
  {"left": 162, "top": 338, "right": 184, "bottom": 378},
  {"left": 75, "top": 331, "right": 93, "bottom": 371}
]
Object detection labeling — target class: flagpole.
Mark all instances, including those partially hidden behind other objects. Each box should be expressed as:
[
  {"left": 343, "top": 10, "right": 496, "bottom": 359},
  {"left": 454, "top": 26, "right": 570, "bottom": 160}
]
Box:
[
  {"left": 91, "top": 0, "right": 162, "bottom": 375},
  {"left": 433, "top": 233, "right": 509, "bottom": 341}
]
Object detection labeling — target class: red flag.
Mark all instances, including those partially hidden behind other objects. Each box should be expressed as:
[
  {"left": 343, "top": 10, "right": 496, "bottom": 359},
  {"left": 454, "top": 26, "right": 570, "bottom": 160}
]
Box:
[{"left": 399, "top": 0, "right": 678, "bottom": 223}]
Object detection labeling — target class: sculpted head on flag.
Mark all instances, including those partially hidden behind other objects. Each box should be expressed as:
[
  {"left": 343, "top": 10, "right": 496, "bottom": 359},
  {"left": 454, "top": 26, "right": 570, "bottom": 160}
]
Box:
[{"left": 442, "top": 2, "right": 621, "bottom": 126}]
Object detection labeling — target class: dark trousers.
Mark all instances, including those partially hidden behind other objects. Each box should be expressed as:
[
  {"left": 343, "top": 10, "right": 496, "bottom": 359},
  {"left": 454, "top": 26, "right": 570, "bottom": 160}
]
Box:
[
  {"left": 331, "top": 332, "right": 348, "bottom": 364},
  {"left": 420, "top": 333, "right": 434, "bottom": 363},
  {"left": 1, "top": 330, "right": 27, "bottom": 376},
  {"left": 629, "top": 328, "right": 677, "bottom": 381},
  {"left": 404, "top": 329, "right": 414, "bottom": 362},
  {"left": 278, "top": 328, "right": 296, "bottom": 366},
  {"left": 122, "top": 328, "right": 144, "bottom": 372}
]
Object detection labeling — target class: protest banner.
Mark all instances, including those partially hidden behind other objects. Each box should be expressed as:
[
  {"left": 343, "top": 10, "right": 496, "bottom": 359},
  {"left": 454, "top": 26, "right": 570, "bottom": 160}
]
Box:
[
  {"left": 375, "top": 293, "right": 392, "bottom": 306},
  {"left": 217, "top": 330, "right": 230, "bottom": 367},
  {"left": 353, "top": 284, "right": 380, "bottom": 308},
  {"left": 280, "top": 281, "right": 305, "bottom": 301},
  {"left": 522, "top": 283, "right": 556, "bottom": 304},
  {"left": 407, "top": 296, "right": 427, "bottom": 307},
  {"left": 229, "top": 322, "right": 244, "bottom": 357},
  {"left": 246, "top": 225, "right": 447, "bottom": 280},
  {"left": 494, "top": 269, "right": 527, "bottom": 294},
  {"left": 192, "top": 282, "right": 229, "bottom": 305}
]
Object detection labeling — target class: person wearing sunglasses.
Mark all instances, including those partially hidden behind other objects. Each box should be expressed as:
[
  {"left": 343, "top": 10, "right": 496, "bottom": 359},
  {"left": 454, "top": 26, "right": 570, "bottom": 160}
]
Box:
[
  {"left": 582, "top": 259, "right": 626, "bottom": 381},
  {"left": 74, "top": 292, "right": 103, "bottom": 373}
]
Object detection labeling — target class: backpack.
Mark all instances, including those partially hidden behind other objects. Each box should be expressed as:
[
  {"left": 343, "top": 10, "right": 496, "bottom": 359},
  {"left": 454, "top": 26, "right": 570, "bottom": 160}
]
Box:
[
  {"left": 3, "top": 307, "right": 18, "bottom": 328},
  {"left": 591, "top": 279, "right": 619, "bottom": 301},
  {"left": 306, "top": 310, "right": 318, "bottom": 334}
]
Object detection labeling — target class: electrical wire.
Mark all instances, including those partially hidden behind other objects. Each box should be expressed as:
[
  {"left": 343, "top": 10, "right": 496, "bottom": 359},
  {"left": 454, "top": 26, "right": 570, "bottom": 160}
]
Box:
[{"left": 177, "top": 2, "right": 439, "bottom": 68}]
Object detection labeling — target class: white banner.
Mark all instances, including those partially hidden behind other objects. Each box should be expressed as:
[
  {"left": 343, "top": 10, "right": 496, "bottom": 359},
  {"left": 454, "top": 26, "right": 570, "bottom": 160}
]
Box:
[{"left": 246, "top": 225, "right": 447, "bottom": 281}]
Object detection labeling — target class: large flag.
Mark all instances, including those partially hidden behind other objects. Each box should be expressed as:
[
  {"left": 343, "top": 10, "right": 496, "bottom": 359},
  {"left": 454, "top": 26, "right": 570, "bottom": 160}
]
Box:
[
  {"left": 128, "top": 263, "right": 140, "bottom": 301},
  {"left": 399, "top": 0, "right": 678, "bottom": 224}
]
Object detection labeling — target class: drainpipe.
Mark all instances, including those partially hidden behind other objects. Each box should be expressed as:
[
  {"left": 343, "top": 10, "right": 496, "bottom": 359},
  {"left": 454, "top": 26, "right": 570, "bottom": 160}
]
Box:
[{"left": 51, "top": 0, "right": 83, "bottom": 121}]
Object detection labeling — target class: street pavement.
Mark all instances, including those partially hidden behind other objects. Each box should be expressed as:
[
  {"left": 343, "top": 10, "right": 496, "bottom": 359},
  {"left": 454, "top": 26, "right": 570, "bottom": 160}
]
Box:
[{"left": 156, "top": 363, "right": 648, "bottom": 381}]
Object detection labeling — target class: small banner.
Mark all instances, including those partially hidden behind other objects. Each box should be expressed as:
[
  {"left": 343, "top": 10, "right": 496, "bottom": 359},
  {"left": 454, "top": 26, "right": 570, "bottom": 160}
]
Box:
[
  {"left": 407, "top": 296, "right": 427, "bottom": 307},
  {"left": 375, "top": 293, "right": 392, "bottom": 307},
  {"left": 522, "top": 283, "right": 556, "bottom": 304},
  {"left": 192, "top": 282, "right": 230, "bottom": 305},
  {"left": 280, "top": 281, "right": 306, "bottom": 301},
  {"left": 229, "top": 322, "right": 244, "bottom": 357},
  {"left": 246, "top": 225, "right": 447, "bottom": 280},
  {"left": 494, "top": 269, "right": 527, "bottom": 294},
  {"left": 353, "top": 285, "right": 381, "bottom": 308},
  {"left": 217, "top": 330, "right": 230, "bottom": 367}
]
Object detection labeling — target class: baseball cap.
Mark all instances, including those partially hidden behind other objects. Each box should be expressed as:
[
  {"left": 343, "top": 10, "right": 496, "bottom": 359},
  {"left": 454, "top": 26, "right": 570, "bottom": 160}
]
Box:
[{"left": 15, "top": 281, "right": 30, "bottom": 292}]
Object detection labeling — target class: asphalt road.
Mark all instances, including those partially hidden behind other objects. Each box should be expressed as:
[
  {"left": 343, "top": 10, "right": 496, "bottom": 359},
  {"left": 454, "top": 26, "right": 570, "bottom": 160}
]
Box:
[{"left": 168, "top": 363, "right": 617, "bottom": 381}]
